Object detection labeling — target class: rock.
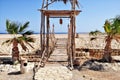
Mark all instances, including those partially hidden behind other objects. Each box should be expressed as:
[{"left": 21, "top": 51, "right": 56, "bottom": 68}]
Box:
[
  {"left": 0, "top": 62, "right": 34, "bottom": 74},
  {"left": 34, "top": 65, "right": 72, "bottom": 80},
  {"left": 90, "top": 64, "right": 104, "bottom": 71},
  {"left": 81, "top": 60, "right": 120, "bottom": 71},
  {"left": 82, "top": 60, "right": 93, "bottom": 69}
]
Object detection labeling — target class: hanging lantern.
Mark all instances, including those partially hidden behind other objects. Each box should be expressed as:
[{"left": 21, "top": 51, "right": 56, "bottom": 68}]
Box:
[{"left": 59, "top": 18, "right": 63, "bottom": 24}]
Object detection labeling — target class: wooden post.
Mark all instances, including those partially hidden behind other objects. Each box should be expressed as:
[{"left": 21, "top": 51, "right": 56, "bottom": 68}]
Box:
[
  {"left": 46, "top": 0, "right": 48, "bottom": 10},
  {"left": 40, "top": 11, "right": 45, "bottom": 52},
  {"left": 43, "top": 13, "right": 45, "bottom": 51},
  {"left": 69, "top": 18, "right": 74, "bottom": 69},
  {"left": 41, "top": 0, "right": 45, "bottom": 9},
  {"left": 70, "top": 16, "right": 74, "bottom": 61},
  {"left": 67, "top": 25, "right": 70, "bottom": 65},
  {"left": 46, "top": 15, "right": 49, "bottom": 57},
  {"left": 72, "top": 0, "right": 75, "bottom": 10},
  {"left": 46, "top": 0, "right": 49, "bottom": 57},
  {"left": 73, "top": 12, "right": 76, "bottom": 61},
  {"left": 52, "top": 24, "right": 55, "bottom": 36},
  {"left": 39, "top": 0, "right": 80, "bottom": 69},
  {"left": 40, "top": 12, "right": 43, "bottom": 52}
]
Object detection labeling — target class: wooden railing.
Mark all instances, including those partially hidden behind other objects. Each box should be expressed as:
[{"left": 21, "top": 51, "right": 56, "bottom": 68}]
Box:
[
  {"left": 34, "top": 27, "right": 56, "bottom": 69},
  {"left": 49, "top": 30, "right": 56, "bottom": 56}
]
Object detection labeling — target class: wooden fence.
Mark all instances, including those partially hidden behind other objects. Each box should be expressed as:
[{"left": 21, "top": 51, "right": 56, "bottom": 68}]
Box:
[{"left": 75, "top": 48, "right": 120, "bottom": 59}]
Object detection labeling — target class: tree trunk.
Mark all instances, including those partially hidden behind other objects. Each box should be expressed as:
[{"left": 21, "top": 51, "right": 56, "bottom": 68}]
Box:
[
  {"left": 12, "top": 38, "right": 19, "bottom": 63},
  {"left": 102, "top": 36, "right": 112, "bottom": 62}
]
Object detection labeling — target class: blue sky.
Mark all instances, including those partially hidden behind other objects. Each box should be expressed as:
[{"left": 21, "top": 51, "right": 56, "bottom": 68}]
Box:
[{"left": 0, "top": 0, "right": 120, "bottom": 33}]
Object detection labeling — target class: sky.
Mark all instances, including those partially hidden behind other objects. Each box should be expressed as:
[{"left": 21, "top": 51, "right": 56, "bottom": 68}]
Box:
[{"left": 0, "top": 0, "right": 120, "bottom": 33}]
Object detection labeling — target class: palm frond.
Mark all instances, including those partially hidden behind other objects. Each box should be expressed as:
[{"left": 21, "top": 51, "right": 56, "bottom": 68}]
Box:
[
  {"left": 6, "top": 20, "right": 13, "bottom": 34},
  {"left": 17, "top": 37, "right": 27, "bottom": 51},
  {"left": 6, "top": 20, "right": 19, "bottom": 34},
  {"left": 89, "top": 30, "right": 102, "bottom": 36},
  {"left": 19, "top": 41, "right": 28, "bottom": 51},
  {"left": 25, "top": 37, "right": 35, "bottom": 48},
  {"left": 104, "top": 20, "right": 111, "bottom": 34},
  {"left": 89, "top": 31, "right": 94, "bottom": 36},
  {"left": 19, "top": 21, "right": 29, "bottom": 33},
  {"left": 6, "top": 20, "right": 10, "bottom": 30},
  {"left": 5, "top": 20, "right": 35, "bottom": 52},
  {"left": 18, "top": 35, "right": 35, "bottom": 43},
  {"left": 2, "top": 39, "right": 13, "bottom": 46},
  {"left": 25, "top": 42, "right": 34, "bottom": 49},
  {"left": 22, "top": 31, "right": 33, "bottom": 36},
  {"left": 26, "top": 37, "right": 35, "bottom": 42},
  {"left": 112, "top": 17, "right": 120, "bottom": 33},
  {"left": 18, "top": 36, "right": 35, "bottom": 49},
  {"left": 2, "top": 39, "right": 11, "bottom": 45},
  {"left": 11, "top": 23, "right": 19, "bottom": 34}
]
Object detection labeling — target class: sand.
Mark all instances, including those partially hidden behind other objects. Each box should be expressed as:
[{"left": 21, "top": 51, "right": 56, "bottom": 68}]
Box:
[
  {"left": 0, "top": 34, "right": 120, "bottom": 80},
  {"left": 0, "top": 34, "right": 120, "bottom": 55}
]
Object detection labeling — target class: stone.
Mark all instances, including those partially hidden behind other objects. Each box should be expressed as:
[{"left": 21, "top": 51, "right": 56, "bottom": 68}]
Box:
[{"left": 34, "top": 65, "right": 72, "bottom": 80}]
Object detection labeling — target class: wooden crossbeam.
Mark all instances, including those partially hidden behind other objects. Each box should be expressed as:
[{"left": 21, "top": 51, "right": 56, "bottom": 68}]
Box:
[{"left": 39, "top": 10, "right": 81, "bottom": 17}]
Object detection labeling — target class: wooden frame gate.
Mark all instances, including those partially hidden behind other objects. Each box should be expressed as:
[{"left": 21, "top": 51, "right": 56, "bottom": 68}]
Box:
[{"left": 38, "top": 0, "right": 81, "bottom": 69}]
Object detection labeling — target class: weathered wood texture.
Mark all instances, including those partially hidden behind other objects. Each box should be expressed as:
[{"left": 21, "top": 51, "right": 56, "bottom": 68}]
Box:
[
  {"left": 39, "top": 10, "right": 81, "bottom": 17},
  {"left": 39, "top": 0, "right": 81, "bottom": 70}
]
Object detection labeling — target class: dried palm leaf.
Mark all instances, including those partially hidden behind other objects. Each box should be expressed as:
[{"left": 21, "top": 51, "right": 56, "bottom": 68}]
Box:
[{"left": 19, "top": 41, "right": 28, "bottom": 51}]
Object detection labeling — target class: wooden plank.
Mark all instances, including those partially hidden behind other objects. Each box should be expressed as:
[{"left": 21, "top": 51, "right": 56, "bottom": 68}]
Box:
[
  {"left": 46, "top": 16, "right": 50, "bottom": 57},
  {"left": 40, "top": 13, "right": 43, "bottom": 52},
  {"left": 40, "top": 12, "right": 45, "bottom": 52},
  {"left": 39, "top": 10, "right": 81, "bottom": 17}
]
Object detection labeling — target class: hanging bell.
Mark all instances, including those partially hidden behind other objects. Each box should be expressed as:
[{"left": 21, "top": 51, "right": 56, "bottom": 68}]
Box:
[{"left": 59, "top": 18, "right": 63, "bottom": 24}]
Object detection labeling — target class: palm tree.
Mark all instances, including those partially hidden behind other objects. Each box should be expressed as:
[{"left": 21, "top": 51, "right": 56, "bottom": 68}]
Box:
[
  {"left": 102, "top": 16, "right": 120, "bottom": 62},
  {"left": 89, "top": 30, "right": 102, "bottom": 41},
  {"left": 89, "top": 30, "right": 102, "bottom": 36},
  {"left": 2, "top": 20, "right": 35, "bottom": 63}
]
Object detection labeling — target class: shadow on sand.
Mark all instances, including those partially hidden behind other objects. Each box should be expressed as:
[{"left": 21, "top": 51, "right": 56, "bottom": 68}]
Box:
[
  {"left": 8, "top": 71, "right": 21, "bottom": 75},
  {"left": 76, "top": 59, "right": 120, "bottom": 71}
]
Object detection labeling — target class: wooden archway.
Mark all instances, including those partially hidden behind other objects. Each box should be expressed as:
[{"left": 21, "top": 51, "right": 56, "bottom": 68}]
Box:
[{"left": 38, "top": 0, "right": 81, "bottom": 69}]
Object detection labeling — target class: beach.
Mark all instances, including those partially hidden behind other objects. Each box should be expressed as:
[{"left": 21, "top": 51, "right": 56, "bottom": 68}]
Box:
[
  {"left": 0, "top": 33, "right": 120, "bottom": 55},
  {"left": 0, "top": 34, "right": 120, "bottom": 80}
]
